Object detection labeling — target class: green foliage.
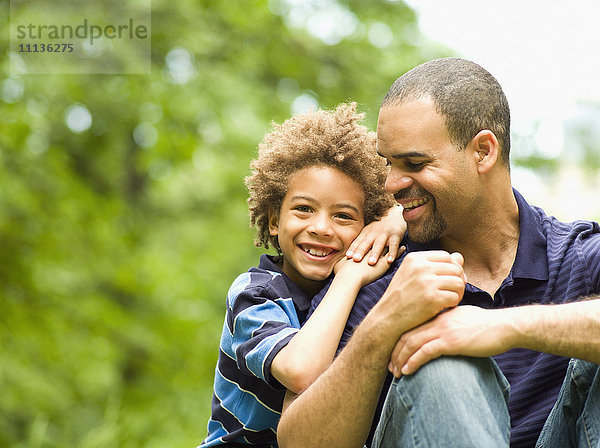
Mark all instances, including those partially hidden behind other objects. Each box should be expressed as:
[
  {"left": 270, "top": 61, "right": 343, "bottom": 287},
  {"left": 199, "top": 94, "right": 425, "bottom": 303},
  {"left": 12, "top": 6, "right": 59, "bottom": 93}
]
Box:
[{"left": 0, "top": 0, "right": 446, "bottom": 446}]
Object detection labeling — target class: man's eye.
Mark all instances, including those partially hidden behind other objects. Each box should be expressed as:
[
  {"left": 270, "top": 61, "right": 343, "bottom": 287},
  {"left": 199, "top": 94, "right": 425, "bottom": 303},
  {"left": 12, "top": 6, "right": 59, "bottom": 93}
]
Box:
[{"left": 405, "top": 161, "right": 425, "bottom": 170}]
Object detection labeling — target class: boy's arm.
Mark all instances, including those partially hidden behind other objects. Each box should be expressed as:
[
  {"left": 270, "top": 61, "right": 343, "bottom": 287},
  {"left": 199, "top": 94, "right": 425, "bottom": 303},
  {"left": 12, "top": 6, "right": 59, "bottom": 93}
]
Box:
[
  {"left": 346, "top": 205, "right": 406, "bottom": 265},
  {"left": 271, "top": 253, "right": 391, "bottom": 394}
]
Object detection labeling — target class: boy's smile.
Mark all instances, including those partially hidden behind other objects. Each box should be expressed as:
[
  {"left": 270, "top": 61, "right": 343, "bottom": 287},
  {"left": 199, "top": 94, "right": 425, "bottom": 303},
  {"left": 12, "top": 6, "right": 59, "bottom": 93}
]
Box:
[{"left": 269, "top": 165, "right": 365, "bottom": 296}]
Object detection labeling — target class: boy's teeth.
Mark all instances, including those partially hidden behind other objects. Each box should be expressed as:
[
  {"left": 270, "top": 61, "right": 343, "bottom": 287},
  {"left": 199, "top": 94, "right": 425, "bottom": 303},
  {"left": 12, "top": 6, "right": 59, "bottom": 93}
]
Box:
[
  {"left": 404, "top": 197, "right": 430, "bottom": 210},
  {"left": 302, "top": 246, "right": 331, "bottom": 257}
]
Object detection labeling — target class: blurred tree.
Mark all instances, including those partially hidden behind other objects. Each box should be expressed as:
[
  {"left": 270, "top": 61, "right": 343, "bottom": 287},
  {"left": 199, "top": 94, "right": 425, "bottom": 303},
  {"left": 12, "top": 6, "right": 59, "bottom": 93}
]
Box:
[{"left": 0, "top": 0, "right": 449, "bottom": 446}]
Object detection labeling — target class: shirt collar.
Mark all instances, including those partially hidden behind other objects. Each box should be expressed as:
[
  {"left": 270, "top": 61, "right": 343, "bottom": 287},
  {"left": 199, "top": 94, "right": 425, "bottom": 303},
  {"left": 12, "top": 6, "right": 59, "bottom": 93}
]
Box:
[
  {"left": 511, "top": 188, "right": 548, "bottom": 281},
  {"left": 404, "top": 189, "right": 548, "bottom": 281},
  {"left": 259, "top": 254, "right": 312, "bottom": 312}
]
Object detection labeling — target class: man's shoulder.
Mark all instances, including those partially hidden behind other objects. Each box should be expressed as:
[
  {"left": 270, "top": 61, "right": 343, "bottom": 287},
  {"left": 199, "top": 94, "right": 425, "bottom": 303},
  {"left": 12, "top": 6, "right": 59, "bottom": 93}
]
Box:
[
  {"left": 516, "top": 189, "right": 600, "bottom": 245},
  {"left": 536, "top": 209, "right": 600, "bottom": 249},
  {"left": 533, "top": 207, "right": 600, "bottom": 291}
]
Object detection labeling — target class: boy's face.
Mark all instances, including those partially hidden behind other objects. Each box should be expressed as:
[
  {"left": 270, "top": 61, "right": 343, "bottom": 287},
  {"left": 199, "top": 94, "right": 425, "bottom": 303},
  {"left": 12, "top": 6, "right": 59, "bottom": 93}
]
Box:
[{"left": 269, "top": 165, "right": 365, "bottom": 295}]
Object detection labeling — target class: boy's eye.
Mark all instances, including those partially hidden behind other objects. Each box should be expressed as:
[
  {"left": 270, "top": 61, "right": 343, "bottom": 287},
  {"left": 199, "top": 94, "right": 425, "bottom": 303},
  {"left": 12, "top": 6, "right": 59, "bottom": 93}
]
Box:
[
  {"left": 294, "top": 205, "right": 312, "bottom": 213},
  {"left": 335, "top": 213, "right": 355, "bottom": 220}
]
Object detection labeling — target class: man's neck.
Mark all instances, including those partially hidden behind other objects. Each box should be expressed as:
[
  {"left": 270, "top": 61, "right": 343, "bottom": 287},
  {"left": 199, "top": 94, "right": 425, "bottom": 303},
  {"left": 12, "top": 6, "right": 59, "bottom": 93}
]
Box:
[{"left": 440, "top": 192, "right": 520, "bottom": 297}]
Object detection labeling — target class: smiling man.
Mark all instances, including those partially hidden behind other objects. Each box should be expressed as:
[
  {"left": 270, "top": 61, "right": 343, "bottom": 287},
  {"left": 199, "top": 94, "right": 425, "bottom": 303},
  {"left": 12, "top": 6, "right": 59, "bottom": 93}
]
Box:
[{"left": 277, "top": 58, "right": 600, "bottom": 448}]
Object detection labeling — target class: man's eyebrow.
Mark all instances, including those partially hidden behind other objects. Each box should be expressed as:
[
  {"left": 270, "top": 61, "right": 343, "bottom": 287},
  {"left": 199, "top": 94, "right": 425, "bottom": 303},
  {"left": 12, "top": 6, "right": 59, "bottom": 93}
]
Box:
[{"left": 377, "top": 151, "right": 428, "bottom": 159}]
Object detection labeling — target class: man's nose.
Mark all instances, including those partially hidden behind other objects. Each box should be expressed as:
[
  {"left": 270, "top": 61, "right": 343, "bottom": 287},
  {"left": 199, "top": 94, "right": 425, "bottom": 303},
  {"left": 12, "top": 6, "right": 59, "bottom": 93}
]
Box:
[{"left": 385, "top": 170, "right": 413, "bottom": 195}]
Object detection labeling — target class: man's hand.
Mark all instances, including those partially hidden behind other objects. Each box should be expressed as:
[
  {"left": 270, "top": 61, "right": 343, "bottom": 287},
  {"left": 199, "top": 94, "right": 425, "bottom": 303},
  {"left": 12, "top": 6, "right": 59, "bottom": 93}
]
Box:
[
  {"left": 375, "top": 251, "right": 467, "bottom": 343},
  {"left": 346, "top": 205, "right": 406, "bottom": 265},
  {"left": 389, "top": 305, "right": 515, "bottom": 376}
]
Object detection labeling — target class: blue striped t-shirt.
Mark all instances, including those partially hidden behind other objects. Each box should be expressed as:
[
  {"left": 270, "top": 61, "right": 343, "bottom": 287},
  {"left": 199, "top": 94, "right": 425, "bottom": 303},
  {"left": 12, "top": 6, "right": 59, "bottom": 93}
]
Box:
[{"left": 200, "top": 255, "right": 312, "bottom": 447}]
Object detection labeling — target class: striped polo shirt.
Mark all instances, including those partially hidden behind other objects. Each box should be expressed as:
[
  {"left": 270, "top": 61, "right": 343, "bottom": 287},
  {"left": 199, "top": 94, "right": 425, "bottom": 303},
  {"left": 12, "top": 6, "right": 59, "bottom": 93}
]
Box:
[
  {"left": 310, "top": 189, "right": 600, "bottom": 448},
  {"left": 200, "top": 255, "right": 311, "bottom": 447}
]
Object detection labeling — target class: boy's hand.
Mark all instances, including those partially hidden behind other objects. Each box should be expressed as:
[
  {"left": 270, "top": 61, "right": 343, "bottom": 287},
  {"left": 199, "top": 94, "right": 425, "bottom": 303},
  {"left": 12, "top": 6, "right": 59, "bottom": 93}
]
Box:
[
  {"left": 346, "top": 205, "right": 406, "bottom": 265},
  {"left": 334, "top": 249, "right": 396, "bottom": 287}
]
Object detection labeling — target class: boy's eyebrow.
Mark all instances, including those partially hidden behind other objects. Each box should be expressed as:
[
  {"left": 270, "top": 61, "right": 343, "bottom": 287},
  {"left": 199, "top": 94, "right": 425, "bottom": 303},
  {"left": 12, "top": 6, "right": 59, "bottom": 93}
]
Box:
[
  {"left": 290, "top": 195, "right": 316, "bottom": 203},
  {"left": 377, "top": 150, "right": 428, "bottom": 159},
  {"left": 334, "top": 203, "right": 361, "bottom": 214},
  {"left": 290, "top": 196, "right": 361, "bottom": 214}
]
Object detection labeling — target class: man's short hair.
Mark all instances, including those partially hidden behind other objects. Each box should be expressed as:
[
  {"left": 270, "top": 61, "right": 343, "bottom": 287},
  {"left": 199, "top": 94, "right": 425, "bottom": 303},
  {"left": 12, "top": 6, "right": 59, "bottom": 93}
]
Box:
[{"left": 382, "top": 58, "right": 511, "bottom": 166}]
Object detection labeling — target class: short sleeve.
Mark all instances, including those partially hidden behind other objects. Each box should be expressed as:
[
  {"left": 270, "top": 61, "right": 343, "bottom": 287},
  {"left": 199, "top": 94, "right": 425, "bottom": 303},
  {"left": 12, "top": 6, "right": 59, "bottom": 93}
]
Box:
[
  {"left": 582, "top": 227, "right": 600, "bottom": 292},
  {"left": 224, "top": 274, "right": 301, "bottom": 387}
]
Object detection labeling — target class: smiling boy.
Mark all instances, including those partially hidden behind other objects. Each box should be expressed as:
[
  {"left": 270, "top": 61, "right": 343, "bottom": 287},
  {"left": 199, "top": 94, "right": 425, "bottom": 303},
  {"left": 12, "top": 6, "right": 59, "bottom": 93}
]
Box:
[{"left": 200, "top": 103, "right": 403, "bottom": 447}]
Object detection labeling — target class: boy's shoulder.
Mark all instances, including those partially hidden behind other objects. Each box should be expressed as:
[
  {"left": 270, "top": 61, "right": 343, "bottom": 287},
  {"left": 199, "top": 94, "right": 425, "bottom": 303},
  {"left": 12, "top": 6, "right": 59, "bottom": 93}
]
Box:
[
  {"left": 226, "top": 254, "right": 293, "bottom": 304},
  {"left": 227, "top": 254, "right": 311, "bottom": 318},
  {"left": 228, "top": 254, "right": 285, "bottom": 296}
]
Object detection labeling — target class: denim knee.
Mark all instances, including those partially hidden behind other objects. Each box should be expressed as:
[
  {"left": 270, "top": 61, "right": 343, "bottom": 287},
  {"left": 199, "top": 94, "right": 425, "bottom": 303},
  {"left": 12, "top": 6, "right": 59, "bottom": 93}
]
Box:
[
  {"left": 373, "top": 357, "right": 511, "bottom": 448},
  {"left": 393, "top": 356, "right": 510, "bottom": 403}
]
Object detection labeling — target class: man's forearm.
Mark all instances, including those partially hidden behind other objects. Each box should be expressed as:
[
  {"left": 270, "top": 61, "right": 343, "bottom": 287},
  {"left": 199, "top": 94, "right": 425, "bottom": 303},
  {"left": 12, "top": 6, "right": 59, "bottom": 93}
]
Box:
[
  {"left": 277, "top": 312, "right": 395, "bottom": 448},
  {"left": 511, "top": 297, "right": 600, "bottom": 363},
  {"left": 277, "top": 251, "right": 467, "bottom": 447},
  {"left": 391, "top": 296, "right": 600, "bottom": 376}
]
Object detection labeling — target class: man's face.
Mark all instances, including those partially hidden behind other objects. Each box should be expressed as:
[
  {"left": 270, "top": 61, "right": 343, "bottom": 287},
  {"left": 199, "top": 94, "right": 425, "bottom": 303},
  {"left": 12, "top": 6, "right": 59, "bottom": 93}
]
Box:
[{"left": 377, "top": 97, "right": 476, "bottom": 243}]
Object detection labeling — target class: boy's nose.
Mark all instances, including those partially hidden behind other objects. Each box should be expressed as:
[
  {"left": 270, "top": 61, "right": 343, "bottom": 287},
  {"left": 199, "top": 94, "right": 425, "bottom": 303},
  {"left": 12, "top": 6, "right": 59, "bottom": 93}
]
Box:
[{"left": 308, "top": 214, "right": 332, "bottom": 235}]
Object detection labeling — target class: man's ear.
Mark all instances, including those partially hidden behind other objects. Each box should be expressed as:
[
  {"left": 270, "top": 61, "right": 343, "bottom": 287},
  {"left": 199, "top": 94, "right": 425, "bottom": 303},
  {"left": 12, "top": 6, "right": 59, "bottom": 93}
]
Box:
[
  {"left": 268, "top": 210, "right": 279, "bottom": 236},
  {"left": 471, "top": 130, "right": 499, "bottom": 174}
]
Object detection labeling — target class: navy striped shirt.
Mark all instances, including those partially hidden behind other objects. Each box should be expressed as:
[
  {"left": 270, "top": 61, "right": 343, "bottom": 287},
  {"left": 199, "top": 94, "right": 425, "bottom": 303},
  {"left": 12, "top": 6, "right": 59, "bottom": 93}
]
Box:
[
  {"left": 310, "top": 189, "right": 600, "bottom": 447},
  {"left": 201, "top": 255, "right": 311, "bottom": 447}
]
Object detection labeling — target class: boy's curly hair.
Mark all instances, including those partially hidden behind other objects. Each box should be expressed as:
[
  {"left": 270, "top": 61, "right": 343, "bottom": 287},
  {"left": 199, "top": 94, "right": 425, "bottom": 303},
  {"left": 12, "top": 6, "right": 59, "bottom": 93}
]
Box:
[{"left": 245, "top": 102, "right": 394, "bottom": 252}]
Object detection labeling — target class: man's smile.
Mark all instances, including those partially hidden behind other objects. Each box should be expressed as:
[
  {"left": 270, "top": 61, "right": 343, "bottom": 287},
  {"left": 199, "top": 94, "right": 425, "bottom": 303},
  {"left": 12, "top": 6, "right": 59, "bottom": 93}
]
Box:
[{"left": 400, "top": 196, "right": 431, "bottom": 211}]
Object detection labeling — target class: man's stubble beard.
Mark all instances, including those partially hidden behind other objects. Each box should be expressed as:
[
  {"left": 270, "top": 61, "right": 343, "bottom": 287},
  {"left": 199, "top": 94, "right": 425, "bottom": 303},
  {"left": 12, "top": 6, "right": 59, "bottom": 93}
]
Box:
[{"left": 407, "top": 201, "right": 448, "bottom": 243}]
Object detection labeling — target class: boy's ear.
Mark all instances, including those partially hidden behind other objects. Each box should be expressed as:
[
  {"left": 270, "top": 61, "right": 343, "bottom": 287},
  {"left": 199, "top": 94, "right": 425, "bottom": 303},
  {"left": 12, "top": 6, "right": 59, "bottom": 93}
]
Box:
[{"left": 268, "top": 210, "right": 279, "bottom": 236}]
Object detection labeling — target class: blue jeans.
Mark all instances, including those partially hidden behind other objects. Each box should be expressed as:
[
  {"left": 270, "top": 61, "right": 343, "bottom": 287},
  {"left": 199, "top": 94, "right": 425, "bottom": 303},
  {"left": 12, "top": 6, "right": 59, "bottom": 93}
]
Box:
[{"left": 371, "top": 357, "right": 600, "bottom": 448}]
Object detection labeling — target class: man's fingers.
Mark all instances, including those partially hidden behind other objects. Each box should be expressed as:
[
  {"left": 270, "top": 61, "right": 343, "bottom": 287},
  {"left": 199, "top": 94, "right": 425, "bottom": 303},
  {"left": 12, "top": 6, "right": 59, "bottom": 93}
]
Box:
[
  {"left": 345, "top": 236, "right": 363, "bottom": 260},
  {"left": 347, "top": 233, "right": 394, "bottom": 264},
  {"left": 385, "top": 235, "right": 402, "bottom": 263},
  {"left": 412, "top": 250, "right": 457, "bottom": 262},
  {"left": 346, "top": 231, "right": 376, "bottom": 261},
  {"left": 364, "top": 234, "right": 388, "bottom": 264},
  {"left": 449, "top": 251, "right": 464, "bottom": 266},
  {"left": 449, "top": 252, "right": 468, "bottom": 282},
  {"left": 400, "top": 339, "right": 446, "bottom": 375},
  {"left": 390, "top": 325, "right": 446, "bottom": 377},
  {"left": 389, "top": 326, "right": 432, "bottom": 377}
]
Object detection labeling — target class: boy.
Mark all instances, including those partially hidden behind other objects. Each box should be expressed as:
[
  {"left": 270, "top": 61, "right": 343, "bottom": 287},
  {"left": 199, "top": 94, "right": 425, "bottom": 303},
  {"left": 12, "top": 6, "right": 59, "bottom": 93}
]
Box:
[{"left": 200, "top": 103, "right": 404, "bottom": 447}]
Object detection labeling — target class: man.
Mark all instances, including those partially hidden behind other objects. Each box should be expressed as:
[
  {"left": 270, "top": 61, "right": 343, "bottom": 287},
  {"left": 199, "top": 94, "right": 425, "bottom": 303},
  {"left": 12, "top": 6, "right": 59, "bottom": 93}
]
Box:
[{"left": 277, "top": 58, "right": 600, "bottom": 448}]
